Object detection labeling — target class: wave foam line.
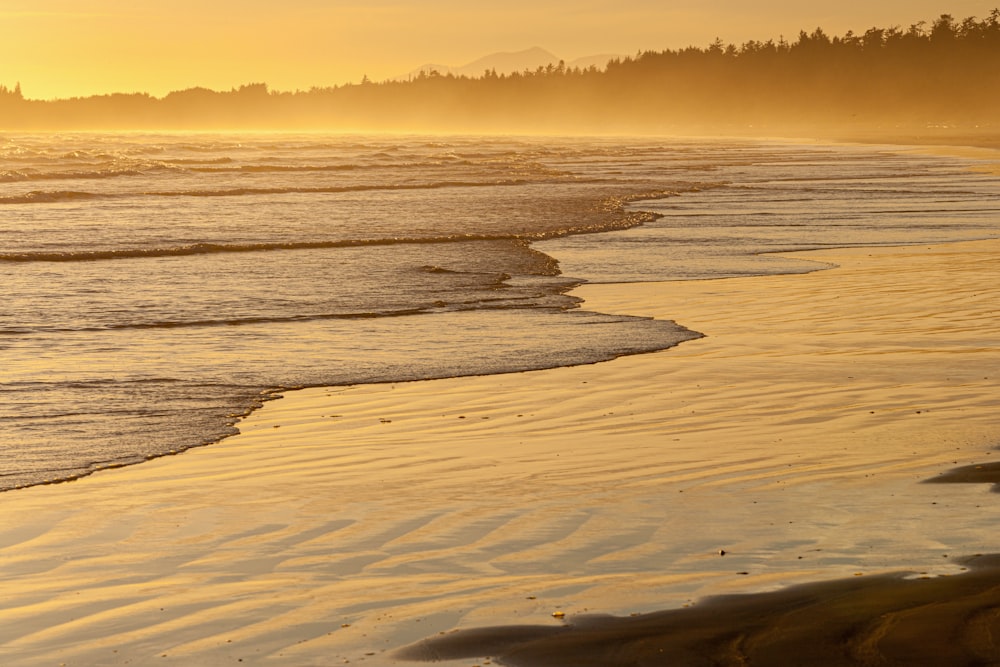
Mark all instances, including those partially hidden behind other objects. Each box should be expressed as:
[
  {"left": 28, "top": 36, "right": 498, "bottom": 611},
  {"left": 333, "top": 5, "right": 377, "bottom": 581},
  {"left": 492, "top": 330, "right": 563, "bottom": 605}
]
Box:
[
  {"left": 0, "top": 192, "right": 672, "bottom": 263},
  {"left": 0, "top": 179, "right": 556, "bottom": 205},
  {"left": 23, "top": 306, "right": 437, "bottom": 333},
  {"left": 188, "top": 163, "right": 364, "bottom": 173},
  {"left": 184, "top": 160, "right": 483, "bottom": 173},
  {"left": 0, "top": 166, "right": 181, "bottom": 183},
  {"left": 0, "top": 190, "right": 99, "bottom": 204},
  {"left": 0, "top": 237, "right": 521, "bottom": 263}
]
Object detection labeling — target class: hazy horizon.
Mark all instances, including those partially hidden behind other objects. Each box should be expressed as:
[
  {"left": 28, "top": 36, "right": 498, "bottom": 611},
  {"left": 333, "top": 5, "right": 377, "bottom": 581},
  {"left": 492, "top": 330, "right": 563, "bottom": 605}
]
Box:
[
  {"left": 3, "top": 12, "right": 998, "bottom": 136},
  {"left": 2, "top": 1, "right": 998, "bottom": 100}
]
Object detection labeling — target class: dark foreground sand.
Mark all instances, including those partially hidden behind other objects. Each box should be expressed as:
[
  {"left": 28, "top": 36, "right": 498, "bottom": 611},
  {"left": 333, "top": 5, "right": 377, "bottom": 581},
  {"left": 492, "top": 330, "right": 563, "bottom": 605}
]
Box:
[
  {"left": 399, "top": 553, "right": 1000, "bottom": 666},
  {"left": 926, "top": 462, "right": 1000, "bottom": 493},
  {"left": 398, "top": 459, "right": 1000, "bottom": 666}
]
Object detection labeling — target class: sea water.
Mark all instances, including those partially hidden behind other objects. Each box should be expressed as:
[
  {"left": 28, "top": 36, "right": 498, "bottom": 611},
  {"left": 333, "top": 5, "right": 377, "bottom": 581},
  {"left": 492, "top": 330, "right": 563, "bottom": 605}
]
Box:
[{"left": 1, "top": 134, "right": 997, "bottom": 490}]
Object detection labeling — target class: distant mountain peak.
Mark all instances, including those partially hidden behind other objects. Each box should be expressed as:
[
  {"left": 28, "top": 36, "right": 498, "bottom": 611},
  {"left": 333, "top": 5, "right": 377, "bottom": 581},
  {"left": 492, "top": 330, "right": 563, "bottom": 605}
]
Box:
[{"left": 459, "top": 47, "right": 560, "bottom": 75}]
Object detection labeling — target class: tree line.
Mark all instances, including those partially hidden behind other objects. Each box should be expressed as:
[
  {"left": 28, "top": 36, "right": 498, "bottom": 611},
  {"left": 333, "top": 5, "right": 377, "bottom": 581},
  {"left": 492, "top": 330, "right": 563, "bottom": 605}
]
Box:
[{"left": 2, "top": 11, "right": 998, "bottom": 133}]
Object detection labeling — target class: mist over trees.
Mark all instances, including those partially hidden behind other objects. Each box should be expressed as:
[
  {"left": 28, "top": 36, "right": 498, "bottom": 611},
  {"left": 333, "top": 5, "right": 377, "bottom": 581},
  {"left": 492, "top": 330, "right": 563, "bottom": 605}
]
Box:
[{"left": 2, "top": 12, "right": 999, "bottom": 134}]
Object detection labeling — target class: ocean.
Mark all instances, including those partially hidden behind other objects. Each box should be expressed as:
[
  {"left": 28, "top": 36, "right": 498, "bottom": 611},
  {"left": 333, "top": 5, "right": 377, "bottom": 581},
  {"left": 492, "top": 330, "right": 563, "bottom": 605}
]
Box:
[{"left": 2, "top": 134, "right": 998, "bottom": 491}]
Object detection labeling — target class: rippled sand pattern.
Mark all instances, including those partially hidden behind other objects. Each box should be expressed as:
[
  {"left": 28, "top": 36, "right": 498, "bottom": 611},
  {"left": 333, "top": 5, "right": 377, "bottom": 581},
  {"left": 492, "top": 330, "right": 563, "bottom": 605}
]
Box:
[{"left": 1, "top": 241, "right": 999, "bottom": 665}]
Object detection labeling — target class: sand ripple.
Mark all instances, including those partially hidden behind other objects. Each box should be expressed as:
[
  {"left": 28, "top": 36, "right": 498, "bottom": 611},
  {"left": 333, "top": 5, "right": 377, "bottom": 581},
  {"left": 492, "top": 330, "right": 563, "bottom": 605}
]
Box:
[{"left": 1, "top": 241, "right": 999, "bottom": 665}]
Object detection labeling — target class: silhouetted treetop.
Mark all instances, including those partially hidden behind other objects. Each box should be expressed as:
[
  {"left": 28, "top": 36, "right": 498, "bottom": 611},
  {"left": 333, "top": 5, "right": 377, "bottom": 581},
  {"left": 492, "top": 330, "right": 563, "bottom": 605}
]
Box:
[{"left": 2, "top": 10, "right": 998, "bottom": 132}]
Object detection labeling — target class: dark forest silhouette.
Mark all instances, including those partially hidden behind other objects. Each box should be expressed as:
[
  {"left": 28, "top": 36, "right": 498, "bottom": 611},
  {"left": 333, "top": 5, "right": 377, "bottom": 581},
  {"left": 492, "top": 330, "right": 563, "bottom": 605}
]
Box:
[{"left": 2, "top": 12, "right": 999, "bottom": 134}]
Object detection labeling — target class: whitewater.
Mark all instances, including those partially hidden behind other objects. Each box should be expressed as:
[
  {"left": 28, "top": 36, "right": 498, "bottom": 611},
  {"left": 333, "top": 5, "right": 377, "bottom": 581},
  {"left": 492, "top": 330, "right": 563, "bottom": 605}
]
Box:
[{"left": 1, "top": 134, "right": 997, "bottom": 491}]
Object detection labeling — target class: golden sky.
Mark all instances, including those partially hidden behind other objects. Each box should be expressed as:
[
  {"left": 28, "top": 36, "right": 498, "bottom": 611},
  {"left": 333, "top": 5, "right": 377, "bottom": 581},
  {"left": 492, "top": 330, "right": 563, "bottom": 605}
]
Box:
[{"left": 2, "top": 0, "right": 996, "bottom": 99}]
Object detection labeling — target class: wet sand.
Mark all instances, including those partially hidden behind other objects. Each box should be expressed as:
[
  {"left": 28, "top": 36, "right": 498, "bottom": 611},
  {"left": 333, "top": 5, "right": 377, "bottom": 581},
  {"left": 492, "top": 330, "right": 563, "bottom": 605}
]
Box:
[
  {"left": 926, "top": 461, "right": 1000, "bottom": 492},
  {"left": 1, "top": 238, "right": 999, "bottom": 665},
  {"left": 399, "top": 554, "right": 1000, "bottom": 666}
]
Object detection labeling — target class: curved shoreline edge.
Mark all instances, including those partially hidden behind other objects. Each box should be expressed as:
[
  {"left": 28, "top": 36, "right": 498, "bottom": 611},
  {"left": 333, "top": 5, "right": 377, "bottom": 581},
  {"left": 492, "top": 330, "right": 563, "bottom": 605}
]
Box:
[
  {"left": 6, "top": 139, "right": 997, "bottom": 494},
  {"left": 1, "top": 234, "right": 998, "bottom": 665}
]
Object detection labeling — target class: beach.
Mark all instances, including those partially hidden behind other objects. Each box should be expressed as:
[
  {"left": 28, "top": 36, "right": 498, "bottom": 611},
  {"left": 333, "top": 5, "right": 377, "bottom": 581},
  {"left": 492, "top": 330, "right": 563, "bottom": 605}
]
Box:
[{"left": 2, "top": 235, "right": 999, "bottom": 665}]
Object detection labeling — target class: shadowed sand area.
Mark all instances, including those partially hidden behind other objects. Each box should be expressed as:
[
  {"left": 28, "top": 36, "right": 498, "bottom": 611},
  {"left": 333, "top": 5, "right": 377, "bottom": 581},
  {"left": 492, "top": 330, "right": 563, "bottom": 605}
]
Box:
[
  {"left": 926, "top": 462, "right": 1000, "bottom": 493},
  {"left": 1, "top": 238, "right": 999, "bottom": 665},
  {"left": 398, "top": 554, "right": 1000, "bottom": 666}
]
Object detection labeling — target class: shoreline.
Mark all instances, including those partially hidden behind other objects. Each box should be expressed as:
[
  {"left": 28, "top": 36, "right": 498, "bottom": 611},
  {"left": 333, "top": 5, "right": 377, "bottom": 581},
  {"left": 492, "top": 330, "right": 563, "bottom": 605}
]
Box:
[
  {"left": 2, "top": 237, "right": 999, "bottom": 665},
  {"left": 4, "top": 134, "right": 997, "bottom": 496}
]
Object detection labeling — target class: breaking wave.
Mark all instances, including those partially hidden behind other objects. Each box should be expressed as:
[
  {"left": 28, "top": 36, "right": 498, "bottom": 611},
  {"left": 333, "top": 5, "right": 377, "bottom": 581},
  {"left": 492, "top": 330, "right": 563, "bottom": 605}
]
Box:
[
  {"left": 0, "top": 179, "right": 574, "bottom": 204},
  {"left": 0, "top": 190, "right": 99, "bottom": 204},
  {"left": 0, "top": 207, "right": 661, "bottom": 263}
]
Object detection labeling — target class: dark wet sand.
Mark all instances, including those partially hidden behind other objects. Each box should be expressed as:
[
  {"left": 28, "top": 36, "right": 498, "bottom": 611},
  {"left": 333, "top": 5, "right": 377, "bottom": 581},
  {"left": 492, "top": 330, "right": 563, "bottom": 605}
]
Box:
[
  {"left": 398, "top": 554, "right": 1000, "bottom": 666},
  {"left": 925, "top": 461, "right": 1000, "bottom": 492}
]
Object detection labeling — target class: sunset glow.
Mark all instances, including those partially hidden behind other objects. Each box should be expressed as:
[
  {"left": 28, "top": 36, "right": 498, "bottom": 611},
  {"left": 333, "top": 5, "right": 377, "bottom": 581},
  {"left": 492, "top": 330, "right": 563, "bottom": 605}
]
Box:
[
  {"left": 2, "top": 0, "right": 997, "bottom": 99},
  {"left": 4, "top": 0, "right": 1000, "bottom": 663}
]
